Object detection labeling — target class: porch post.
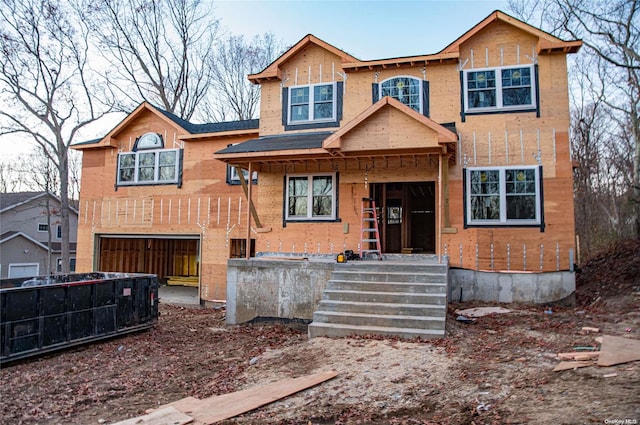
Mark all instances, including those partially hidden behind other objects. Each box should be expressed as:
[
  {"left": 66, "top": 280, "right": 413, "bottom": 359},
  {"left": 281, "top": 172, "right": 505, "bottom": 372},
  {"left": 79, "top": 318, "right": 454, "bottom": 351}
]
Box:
[
  {"left": 438, "top": 154, "right": 443, "bottom": 263},
  {"left": 245, "top": 162, "right": 253, "bottom": 259}
]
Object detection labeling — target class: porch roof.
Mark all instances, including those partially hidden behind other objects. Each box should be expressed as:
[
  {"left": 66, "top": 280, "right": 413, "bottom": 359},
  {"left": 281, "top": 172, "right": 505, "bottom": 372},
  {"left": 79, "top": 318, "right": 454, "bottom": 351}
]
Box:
[
  {"left": 214, "top": 101, "right": 458, "bottom": 169},
  {"left": 216, "top": 131, "right": 332, "bottom": 154}
]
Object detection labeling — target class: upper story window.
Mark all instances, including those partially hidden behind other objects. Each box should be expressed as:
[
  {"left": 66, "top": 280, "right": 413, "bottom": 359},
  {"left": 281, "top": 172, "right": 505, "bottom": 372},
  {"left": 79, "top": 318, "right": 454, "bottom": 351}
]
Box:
[
  {"left": 37, "top": 223, "right": 48, "bottom": 232},
  {"left": 282, "top": 82, "right": 343, "bottom": 131},
  {"left": 285, "top": 173, "right": 337, "bottom": 221},
  {"left": 465, "top": 166, "right": 542, "bottom": 227},
  {"left": 379, "top": 77, "right": 422, "bottom": 112},
  {"left": 463, "top": 65, "right": 536, "bottom": 113},
  {"left": 289, "top": 83, "right": 336, "bottom": 124},
  {"left": 116, "top": 132, "right": 182, "bottom": 187}
]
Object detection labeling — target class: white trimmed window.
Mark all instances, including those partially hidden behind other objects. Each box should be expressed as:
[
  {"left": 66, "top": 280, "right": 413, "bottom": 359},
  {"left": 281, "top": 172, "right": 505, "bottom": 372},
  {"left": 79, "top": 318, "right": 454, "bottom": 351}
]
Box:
[
  {"left": 466, "top": 166, "right": 541, "bottom": 225},
  {"left": 285, "top": 173, "right": 336, "bottom": 220},
  {"left": 117, "top": 148, "right": 180, "bottom": 185},
  {"left": 288, "top": 83, "right": 336, "bottom": 124},
  {"left": 57, "top": 257, "right": 76, "bottom": 272},
  {"left": 379, "top": 76, "right": 422, "bottom": 112},
  {"left": 37, "top": 223, "right": 48, "bottom": 232},
  {"left": 463, "top": 65, "right": 535, "bottom": 112}
]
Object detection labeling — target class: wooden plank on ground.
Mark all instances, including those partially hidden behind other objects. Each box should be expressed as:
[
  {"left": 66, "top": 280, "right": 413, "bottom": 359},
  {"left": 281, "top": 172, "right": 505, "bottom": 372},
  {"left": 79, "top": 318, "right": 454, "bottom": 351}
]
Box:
[
  {"left": 597, "top": 335, "right": 640, "bottom": 367},
  {"left": 183, "top": 370, "right": 338, "bottom": 424},
  {"left": 113, "top": 406, "right": 193, "bottom": 425},
  {"left": 146, "top": 396, "right": 201, "bottom": 415},
  {"left": 557, "top": 351, "right": 600, "bottom": 361},
  {"left": 553, "top": 361, "right": 596, "bottom": 372}
]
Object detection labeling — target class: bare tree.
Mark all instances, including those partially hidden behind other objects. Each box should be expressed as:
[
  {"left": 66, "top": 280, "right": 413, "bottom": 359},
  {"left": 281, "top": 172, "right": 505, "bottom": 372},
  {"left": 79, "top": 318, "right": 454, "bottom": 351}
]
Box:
[
  {"left": 202, "top": 33, "right": 284, "bottom": 122},
  {"left": 0, "top": 159, "right": 20, "bottom": 192},
  {"left": 0, "top": 0, "right": 113, "bottom": 273},
  {"left": 83, "top": 0, "right": 219, "bottom": 120},
  {"left": 509, "top": 0, "right": 640, "bottom": 242}
]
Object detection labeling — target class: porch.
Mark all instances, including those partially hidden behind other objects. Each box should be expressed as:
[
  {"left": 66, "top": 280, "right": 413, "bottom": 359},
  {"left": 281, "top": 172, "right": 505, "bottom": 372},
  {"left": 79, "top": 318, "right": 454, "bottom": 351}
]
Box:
[
  {"left": 225, "top": 252, "right": 575, "bottom": 339},
  {"left": 225, "top": 254, "right": 449, "bottom": 339}
]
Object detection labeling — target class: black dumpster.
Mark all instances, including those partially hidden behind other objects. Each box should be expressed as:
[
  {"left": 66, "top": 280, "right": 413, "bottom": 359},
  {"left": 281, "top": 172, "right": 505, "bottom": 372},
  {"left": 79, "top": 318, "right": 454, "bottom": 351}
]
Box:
[{"left": 0, "top": 272, "right": 159, "bottom": 364}]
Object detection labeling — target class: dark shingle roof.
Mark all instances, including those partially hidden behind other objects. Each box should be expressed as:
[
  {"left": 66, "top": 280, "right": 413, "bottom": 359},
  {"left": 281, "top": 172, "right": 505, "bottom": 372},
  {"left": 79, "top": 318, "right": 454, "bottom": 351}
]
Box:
[
  {"left": 216, "top": 132, "right": 332, "bottom": 154},
  {"left": 0, "top": 230, "right": 19, "bottom": 240},
  {"left": 441, "top": 122, "right": 457, "bottom": 135},
  {"left": 0, "top": 192, "right": 46, "bottom": 212},
  {"left": 155, "top": 107, "right": 259, "bottom": 134},
  {"left": 72, "top": 138, "right": 102, "bottom": 147}
]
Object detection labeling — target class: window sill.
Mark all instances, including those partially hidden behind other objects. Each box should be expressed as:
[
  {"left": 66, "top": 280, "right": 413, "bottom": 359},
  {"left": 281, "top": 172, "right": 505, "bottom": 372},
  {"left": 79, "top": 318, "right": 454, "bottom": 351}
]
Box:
[
  {"left": 465, "top": 222, "right": 542, "bottom": 229},
  {"left": 285, "top": 218, "right": 341, "bottom": 223},
  {"left": 284, "top": 120, "right": 340, "bottom": 131},
  {"left": 464, "top": 107, "right": 537, "bottom": 116},
  {"left": 116, "top": 181, "right": 180, "bottom": 187}
]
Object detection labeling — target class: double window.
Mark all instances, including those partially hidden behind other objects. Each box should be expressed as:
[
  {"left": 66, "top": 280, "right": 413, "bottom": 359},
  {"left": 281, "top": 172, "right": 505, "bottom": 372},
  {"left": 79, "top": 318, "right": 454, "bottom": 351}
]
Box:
[
  {"left": 117, "top": 148, "right": 181, "bottom": 186},
  {"left": 466, "top": 166, "right": 541, "bottom": 226},
  {"left": 285, "top": 173, "right": 336, "bottom": 220},
  {"left": 283, "top": 82, "right": 343, "bottom": 130},
  {"left": 463, "top": 65, "right": 535, "bottom": 113},
  {"left": 288, "top": 83, "right": 336, "bottom": 124}
]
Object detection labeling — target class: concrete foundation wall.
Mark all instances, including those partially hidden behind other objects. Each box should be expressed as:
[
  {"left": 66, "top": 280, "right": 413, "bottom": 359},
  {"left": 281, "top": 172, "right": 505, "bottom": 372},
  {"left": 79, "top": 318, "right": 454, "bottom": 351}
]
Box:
[
  {"left": 226, "top": 258, "right": 576, "bottom": 324},
  {"left": 448, "top": 269, "right": 575, "bottom": 304},
  {"left": 226, "top": 258, "right": 335, "bottom": 324}
]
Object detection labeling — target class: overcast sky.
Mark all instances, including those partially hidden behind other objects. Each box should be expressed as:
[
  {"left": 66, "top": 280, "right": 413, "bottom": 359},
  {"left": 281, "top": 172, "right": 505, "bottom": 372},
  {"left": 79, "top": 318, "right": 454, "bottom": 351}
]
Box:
[{"left": 0, "top": 0, "right": 509, "bottom": 158}]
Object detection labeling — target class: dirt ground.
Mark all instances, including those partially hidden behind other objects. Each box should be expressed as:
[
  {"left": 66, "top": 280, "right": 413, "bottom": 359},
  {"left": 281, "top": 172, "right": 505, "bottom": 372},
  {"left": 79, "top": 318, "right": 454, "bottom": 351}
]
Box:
[{"left": 1, "top": 240, "right": 639, "bottom": 425}]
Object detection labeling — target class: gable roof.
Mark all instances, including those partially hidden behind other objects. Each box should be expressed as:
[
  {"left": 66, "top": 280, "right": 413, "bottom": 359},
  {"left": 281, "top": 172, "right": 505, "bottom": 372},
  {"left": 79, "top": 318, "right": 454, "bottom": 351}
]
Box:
[
  {"left": 72, "top": 102, "right": 259, "bottom": 150},
  {"left": 0, "top": 191, "right": 79, "bottom": 215},
  {"left": 440, "top": 10, "right": 581, "bottom": 55},
  {"left": 0, "top": 231, "right": 76, "bottom": 252},
  {"left": 1, "top": 192, "right": 47, "bottom": 213},
  {"left": 248, "top": 34, "right": 359, "bottom": 84},
  {"left": 0, "top": 231, "right": 51, "bottom": 251},
  {"left": 340, "top": 10, "right": 581, "bottom": 72},
  {"left": 323, "top": 97, "right": 457, "bottom": 152}
]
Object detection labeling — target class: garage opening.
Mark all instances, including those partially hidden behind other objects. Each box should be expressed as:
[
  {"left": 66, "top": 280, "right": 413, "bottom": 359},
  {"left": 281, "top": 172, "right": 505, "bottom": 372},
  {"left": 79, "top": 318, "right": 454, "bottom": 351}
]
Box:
[{"left": 97, "top": 236, "right": 200, "bottom": 287}]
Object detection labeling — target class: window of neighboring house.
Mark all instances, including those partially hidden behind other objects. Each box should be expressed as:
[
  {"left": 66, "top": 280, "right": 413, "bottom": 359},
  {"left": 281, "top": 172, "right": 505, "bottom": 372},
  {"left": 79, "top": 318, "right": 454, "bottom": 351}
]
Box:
[
  {"left": 285, "top": 173, "right": 337, "bottom": 221},
  {"left": 37, "top": 223, "right": 48, "bottom": 232},
  {"left": 289, "top": 83, "right": 336, "bottom": 124},
  {"left": 57, "top": 258, "right": 76, "bottom": 273},
  {"left": 466, "top": 166, "right": 542, "bottom": 226},
  {"left": 463, "top": 65, "right": 536, "bottom": 113},
  {"left": 117, "top": 148, "right": 181, "bottom": 186},
  {"left": 379, "top": 76, "right": 422, "bottom": 112},
  {"left": 282, "top": 82, "right": 343, "bottom": 130},
  {"left": 56, "top": 224, "right": 62, "bottom": 239}
]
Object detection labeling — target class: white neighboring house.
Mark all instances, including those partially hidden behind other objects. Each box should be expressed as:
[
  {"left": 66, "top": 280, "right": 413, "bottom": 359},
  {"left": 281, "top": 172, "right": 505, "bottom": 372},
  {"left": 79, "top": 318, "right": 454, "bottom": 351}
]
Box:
[{"left": 0, "top": 192, "right": 78, "bottom": 279}]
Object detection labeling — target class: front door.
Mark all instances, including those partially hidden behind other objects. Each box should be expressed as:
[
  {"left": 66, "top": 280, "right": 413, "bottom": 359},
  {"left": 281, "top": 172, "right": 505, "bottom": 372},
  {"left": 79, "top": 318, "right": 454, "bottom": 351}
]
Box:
[{"left": 372, "top": 182, "right": 435, "bottom": 254}]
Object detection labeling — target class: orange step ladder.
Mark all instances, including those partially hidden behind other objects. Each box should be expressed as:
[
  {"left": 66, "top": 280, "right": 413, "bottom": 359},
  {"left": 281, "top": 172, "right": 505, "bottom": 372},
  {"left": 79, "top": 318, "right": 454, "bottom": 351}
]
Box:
[{"left": 360, "top": 198, "right": 382, "bottom": 260}]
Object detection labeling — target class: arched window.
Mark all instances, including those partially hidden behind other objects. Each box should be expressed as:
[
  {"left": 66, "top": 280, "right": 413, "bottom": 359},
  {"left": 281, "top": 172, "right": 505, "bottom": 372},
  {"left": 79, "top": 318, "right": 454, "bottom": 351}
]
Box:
[{"left": 379, "top": 76, "right": 422, "bottom": 112}]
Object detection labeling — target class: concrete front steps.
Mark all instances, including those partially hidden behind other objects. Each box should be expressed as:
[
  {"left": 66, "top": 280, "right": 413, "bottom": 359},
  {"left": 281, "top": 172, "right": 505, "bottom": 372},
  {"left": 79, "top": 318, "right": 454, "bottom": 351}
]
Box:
[{"left": 308, "top": 258, "right": 448, "bottom": 340}]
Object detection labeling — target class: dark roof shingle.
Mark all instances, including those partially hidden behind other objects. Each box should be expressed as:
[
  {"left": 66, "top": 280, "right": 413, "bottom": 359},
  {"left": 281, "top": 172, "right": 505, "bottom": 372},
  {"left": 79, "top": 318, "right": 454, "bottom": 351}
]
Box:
[
  {"left": 216, "top": 132, "right": 332, "bottom": 154},
  {"left": 155, "top": 107, "right": 259, "bottom": 134},
  {"left": 0, "top": 192, "right": 46, "bottom": 212}
]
